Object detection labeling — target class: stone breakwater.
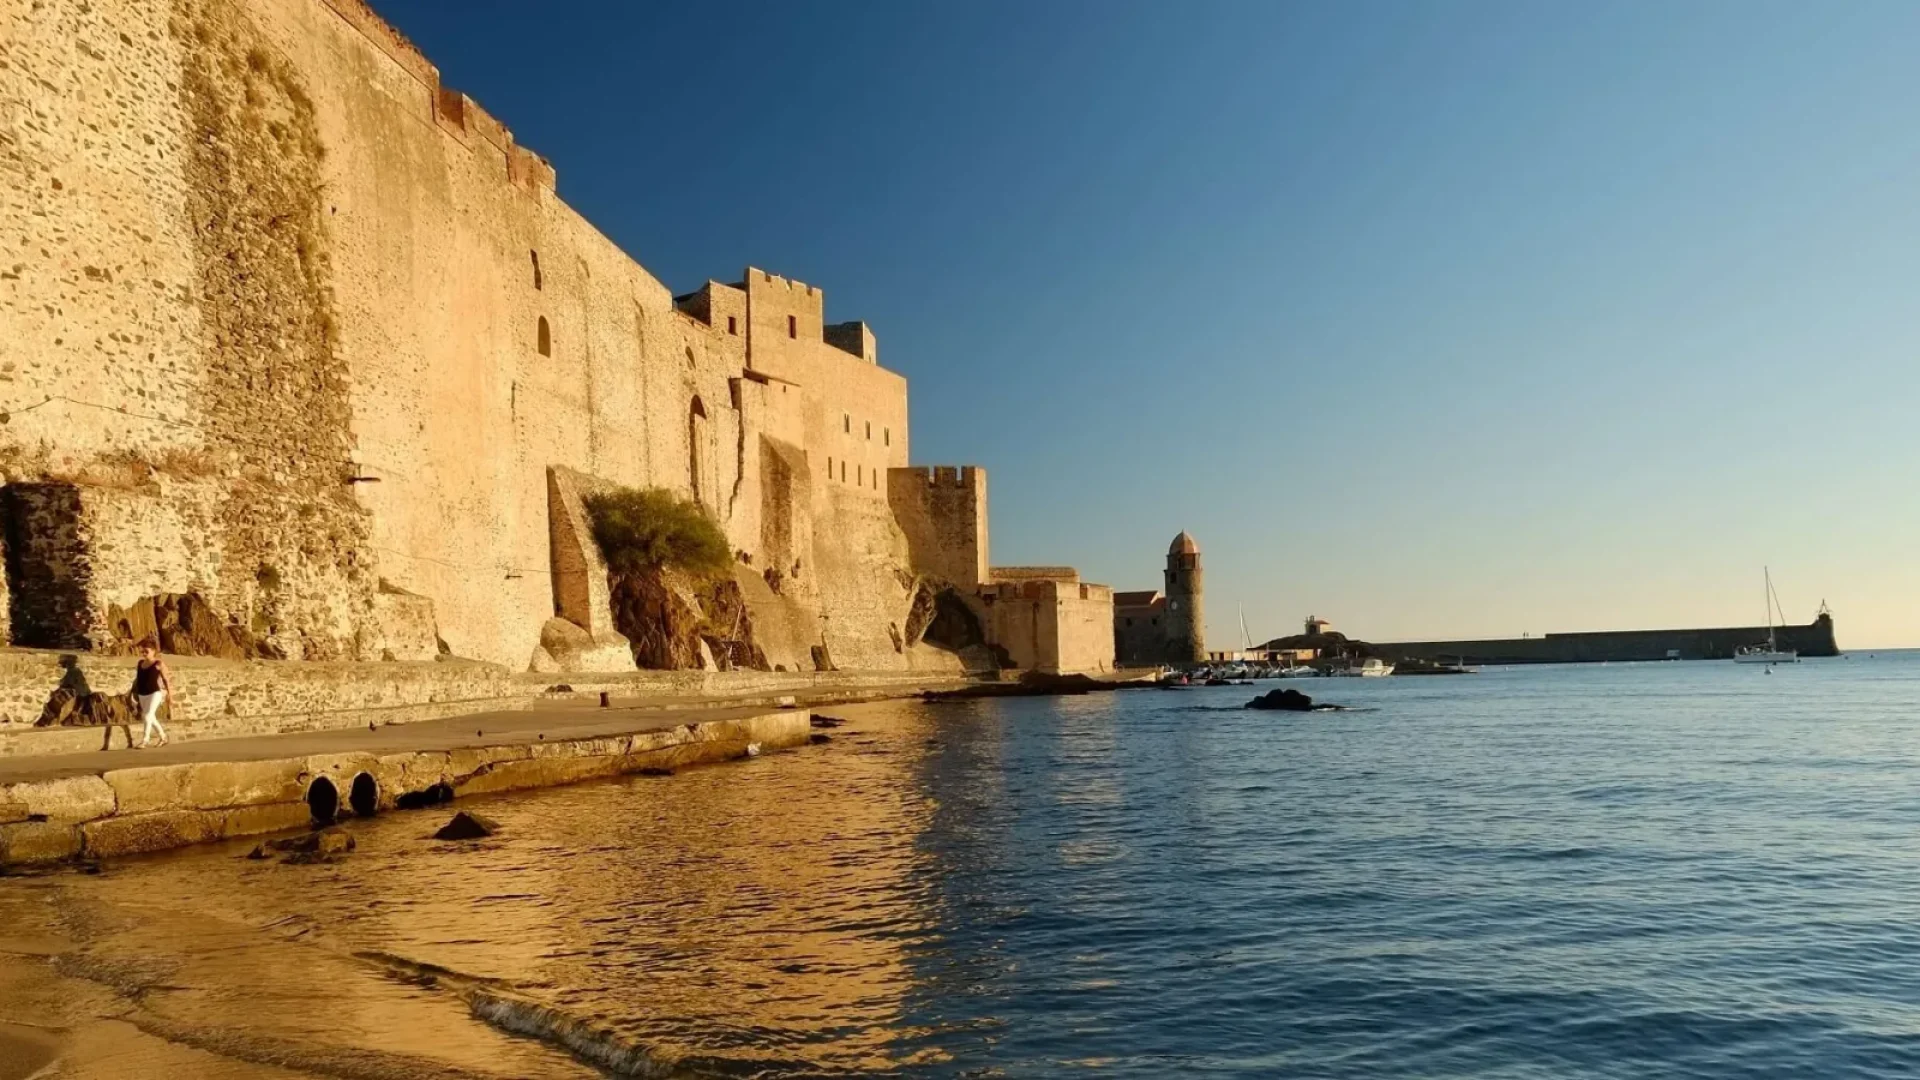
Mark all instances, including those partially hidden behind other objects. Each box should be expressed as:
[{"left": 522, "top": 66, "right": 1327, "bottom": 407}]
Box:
[{"left": 0, "top": 707, "right": 810, "bottom": 868}]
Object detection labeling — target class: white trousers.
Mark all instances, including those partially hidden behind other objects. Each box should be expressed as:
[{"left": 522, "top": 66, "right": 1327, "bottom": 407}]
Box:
[{"left": 137, "top": 690, "right": 167, "bottom": 745}]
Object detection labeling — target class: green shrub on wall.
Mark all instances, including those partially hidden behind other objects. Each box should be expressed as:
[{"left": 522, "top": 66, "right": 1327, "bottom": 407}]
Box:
[{"left": 583, "top": 488, "right": 733, "bottom": 582}]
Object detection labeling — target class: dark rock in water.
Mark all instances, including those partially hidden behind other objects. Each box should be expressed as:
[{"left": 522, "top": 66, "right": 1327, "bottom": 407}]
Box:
[
  {"left": 394, "top": 782, "right": 454, "bottom": 810},
  {"left": 263, "top": 827, "right": 356, "bottom": 862},
  {"left": 635, "top": 766, "right": 675, "bottom": 777},
  {"left": 809, "top": 733, "right": 832, "bottom": 745},
  {"left": 291, "top": 828, "right": 353, "bottom": 853},
  {"left": 1247, "top": 688, "right": 1317, "bottom": 711},
  {"left": 810, "top": 715, "right": 847, "bottom": 729},
  {"left": 433, "top": 811, "right": 500, "bottom": 841}
]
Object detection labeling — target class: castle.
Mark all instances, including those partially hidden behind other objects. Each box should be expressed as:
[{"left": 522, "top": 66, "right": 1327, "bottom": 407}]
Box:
[
  {"left": 0, "top": 0, "right": 1115, "bottom": 675},
  {"left": 1113, "top": 532, "right": 1206, "bottom": 666}
]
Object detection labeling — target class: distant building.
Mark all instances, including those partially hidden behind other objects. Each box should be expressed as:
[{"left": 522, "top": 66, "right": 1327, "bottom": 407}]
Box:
[{"left": 1114, "top": 532, "right": 1206, "bottom": 666}]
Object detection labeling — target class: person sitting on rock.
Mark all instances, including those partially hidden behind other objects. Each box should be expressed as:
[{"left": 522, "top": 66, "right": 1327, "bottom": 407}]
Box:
[{"left": 130, "top": 638, "right": 172, "bottom": 749}]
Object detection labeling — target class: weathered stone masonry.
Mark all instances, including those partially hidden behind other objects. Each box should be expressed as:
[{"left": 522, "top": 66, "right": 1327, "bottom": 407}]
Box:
[{"left": 0, "top": 0, "right": 1116, "bottom": 677}]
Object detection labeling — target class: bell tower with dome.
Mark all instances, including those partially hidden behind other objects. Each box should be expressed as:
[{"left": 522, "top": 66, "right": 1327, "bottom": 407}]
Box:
[
  {"left": 1111, "top": 531, "right": 1208, "bottom": 667},
  {"left": 1163, "top": 531, "right": 1205, "bottom": 663}
]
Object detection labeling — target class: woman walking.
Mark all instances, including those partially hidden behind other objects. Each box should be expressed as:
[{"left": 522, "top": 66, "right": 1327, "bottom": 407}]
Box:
[{"left": 130, "top": 638, "right": 171, "bottom": 749}]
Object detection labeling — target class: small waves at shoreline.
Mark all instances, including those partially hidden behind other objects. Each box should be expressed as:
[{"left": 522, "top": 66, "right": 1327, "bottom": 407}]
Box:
[
  {"left": 466, "top": 988, "right": 685, "bottom": 1078},
  {"left": 355, "top": 949, "right": 715, "bottom": 1079}
]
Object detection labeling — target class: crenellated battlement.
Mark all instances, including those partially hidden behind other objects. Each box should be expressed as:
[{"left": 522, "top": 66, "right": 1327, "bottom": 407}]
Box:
[
  {"left": 893, "top": 465, "right": 984, "bottom": 489},
  {"left": 318, "top": 0, "right": 435, "bottom": 88},
  {"left": 750, "top": 268, "right": 821, "bottom": 299},
  {"left": 429, "top": 87, "right": 556, "bottom": 194},
  {"left": 991, "top": 567, "right": 1081, "bottom": 584},
  {"left": 316, "top": 0, "right": 555, "bottom": 195}
]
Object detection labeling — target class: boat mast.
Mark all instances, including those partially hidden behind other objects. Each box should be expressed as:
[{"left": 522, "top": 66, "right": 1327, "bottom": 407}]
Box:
[{"left": 1764, "top": 566, "right": 1777, "bottom": 651}]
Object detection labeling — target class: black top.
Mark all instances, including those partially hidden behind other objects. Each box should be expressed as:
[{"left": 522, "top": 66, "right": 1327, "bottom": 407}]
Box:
[{"left": 134, "top": 659, "right": 164, "bottom": 695}]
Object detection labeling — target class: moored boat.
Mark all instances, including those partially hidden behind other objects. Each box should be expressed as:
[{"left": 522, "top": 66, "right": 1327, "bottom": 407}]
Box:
[{"left": 1734, "top": 568, "right": 1799, "bottom": 665}]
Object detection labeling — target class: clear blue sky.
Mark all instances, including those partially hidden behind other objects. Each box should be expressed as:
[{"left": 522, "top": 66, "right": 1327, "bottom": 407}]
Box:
[{"left": 376, "top": 0, "right": 1920, "bottom": 649}]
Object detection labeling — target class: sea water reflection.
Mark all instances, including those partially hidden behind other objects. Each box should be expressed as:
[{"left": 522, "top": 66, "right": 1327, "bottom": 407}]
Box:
[{"left": 43, "top": 656, "right": 1920, "bottom": 1078}]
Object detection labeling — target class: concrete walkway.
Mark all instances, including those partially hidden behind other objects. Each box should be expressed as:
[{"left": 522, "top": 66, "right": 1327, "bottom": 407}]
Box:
[{"left": 0, "top": 698, "right": 814, "bottom": 785}]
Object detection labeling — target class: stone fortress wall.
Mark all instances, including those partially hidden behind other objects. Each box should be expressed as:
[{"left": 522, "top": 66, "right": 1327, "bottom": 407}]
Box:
[
  {"left": 979, "top": 569, "right": 1114, "bottom": 675},
  {"left": 889, "top": 466, "right": 988, "bottom": 589},
  {"left": 886, "top": 468, "right": 1113, "bottom": 674},
  {"left": 0, "top": 0, "right": 1113, "bottom": 676}
]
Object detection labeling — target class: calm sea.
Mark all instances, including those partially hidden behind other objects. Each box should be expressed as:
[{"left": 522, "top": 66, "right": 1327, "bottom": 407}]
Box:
[{"left": 33, "top": 651, "right": 1920, "bottom": 1078}]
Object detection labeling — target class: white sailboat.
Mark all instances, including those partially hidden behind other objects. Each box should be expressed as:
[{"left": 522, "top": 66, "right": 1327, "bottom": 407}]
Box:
[{"left": 1734, "top": 567, "right": 1798, "bottom": 665}]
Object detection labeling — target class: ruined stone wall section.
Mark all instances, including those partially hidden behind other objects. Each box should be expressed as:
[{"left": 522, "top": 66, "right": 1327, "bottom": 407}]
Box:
[{"left": 545, "top": 467, "right": 613, "bottom": 637}]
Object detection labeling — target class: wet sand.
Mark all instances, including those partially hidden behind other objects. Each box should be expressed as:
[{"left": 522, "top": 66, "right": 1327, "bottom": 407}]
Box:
[
  {"left": 0, "top": 838, "right": 605, "bottom": 1079},
  {"left": 0, "top": 1021, "right": 59, "bottom": 1080}
]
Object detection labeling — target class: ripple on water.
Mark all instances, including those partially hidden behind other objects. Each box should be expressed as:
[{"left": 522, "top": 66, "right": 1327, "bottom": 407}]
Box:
[{"left": 33, "top": 655, "right": 1920, "bottom": 1078}]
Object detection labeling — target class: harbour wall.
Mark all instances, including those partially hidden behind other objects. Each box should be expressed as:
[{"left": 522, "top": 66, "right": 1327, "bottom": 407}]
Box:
[
  {"left": 1377, "top": 615, "right": 1840, "bottom": 665},
  {"left": 0, "top": 708, "right": 812, "bottom": 867}
]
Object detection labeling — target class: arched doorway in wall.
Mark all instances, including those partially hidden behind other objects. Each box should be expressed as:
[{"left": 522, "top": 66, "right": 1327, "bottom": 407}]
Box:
[{"left": 689, "top": 396, "right": 709, "bottom": 507}]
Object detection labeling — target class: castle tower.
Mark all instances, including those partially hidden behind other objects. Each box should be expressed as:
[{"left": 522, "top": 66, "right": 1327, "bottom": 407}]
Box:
[{"left": 1163, "top": 531, "right": 1205, "bottom": 663}]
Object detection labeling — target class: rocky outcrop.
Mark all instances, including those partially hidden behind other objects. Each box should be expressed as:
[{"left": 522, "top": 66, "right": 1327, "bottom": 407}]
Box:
[
  {"left": 607, "top": 566, "right": 768, "bottom": 672},
  {"left": 609, "top": 566, "right": 708, "bottom": 670},
  {"left": 700, "top": 578, "right": 770, "bottom": 671},
  {"left": 104, "top": 592, "right": 278, "bottom": 659},
  {"left": 912, "top": 582, "right": 1001, "bottom": 670},
  {"left": 903, "top": 580, "right": 940, "bottom": 646}
]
